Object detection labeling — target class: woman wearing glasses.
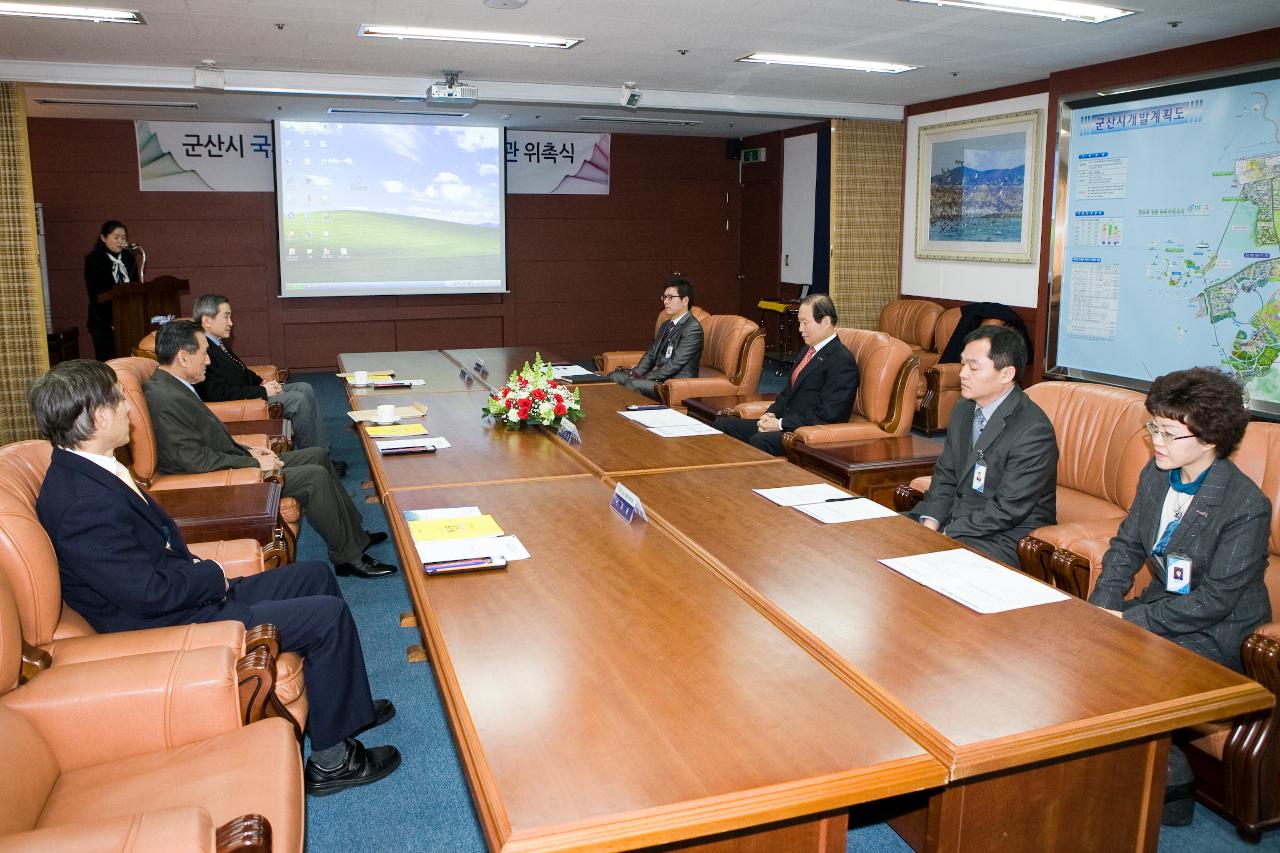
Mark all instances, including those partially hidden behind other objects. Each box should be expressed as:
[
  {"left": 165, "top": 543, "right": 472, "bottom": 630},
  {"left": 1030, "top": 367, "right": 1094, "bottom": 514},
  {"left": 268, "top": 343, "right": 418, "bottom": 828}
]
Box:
[{"left": 1089, "top": 366, "right": 1270, "bottom": 824}]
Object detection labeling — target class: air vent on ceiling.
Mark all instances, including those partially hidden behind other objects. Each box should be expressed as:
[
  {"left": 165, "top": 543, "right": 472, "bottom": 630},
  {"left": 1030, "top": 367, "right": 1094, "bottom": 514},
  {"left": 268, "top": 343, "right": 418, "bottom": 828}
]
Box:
[
  {"left": 34, "top": 98, "right": 198, "bottom": 109},
  {"left": 578, "top": 115, "right": 702, "bottom": 126},
  {"left": 326, "top": 107, "right": 470, "bottom": 118}
]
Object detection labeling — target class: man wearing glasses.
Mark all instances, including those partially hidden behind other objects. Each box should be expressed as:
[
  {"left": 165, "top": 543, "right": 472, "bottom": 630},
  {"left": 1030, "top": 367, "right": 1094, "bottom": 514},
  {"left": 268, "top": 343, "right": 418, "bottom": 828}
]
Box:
[{"left": 607, "top": 277, "right": 703, "bottom": 401}]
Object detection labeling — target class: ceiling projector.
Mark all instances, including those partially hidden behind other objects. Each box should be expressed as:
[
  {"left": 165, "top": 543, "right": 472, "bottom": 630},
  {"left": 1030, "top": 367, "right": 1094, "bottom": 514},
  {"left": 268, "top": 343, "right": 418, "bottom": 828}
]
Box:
[{"left": 428, "top": 71, "right": 479, "bottom": 107}]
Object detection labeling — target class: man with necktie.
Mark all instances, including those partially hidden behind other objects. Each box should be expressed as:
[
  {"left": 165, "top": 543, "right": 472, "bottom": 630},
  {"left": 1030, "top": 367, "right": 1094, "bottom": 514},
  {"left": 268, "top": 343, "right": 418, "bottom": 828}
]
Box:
[
  {"left": 713, "top": 293, "right": 858, "bottom": 456},
  {"left": 30, "top": 359, "right": 401, "bottom": 795},
  {"left": 607, "top": 277, "right": 703, "bottom": 401},
  {"left": 909, "top": 325, "right": 1058, "bottom": 566}
]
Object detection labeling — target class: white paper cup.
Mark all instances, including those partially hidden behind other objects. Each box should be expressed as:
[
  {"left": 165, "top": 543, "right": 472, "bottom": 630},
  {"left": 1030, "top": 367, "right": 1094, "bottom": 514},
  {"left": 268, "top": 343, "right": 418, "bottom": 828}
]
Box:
[
  {"left": 376, "top": 404, "right": 397, "bottom": 423},
  {"left": 352, "top": 370, "right": 368, "bottom": 385}
]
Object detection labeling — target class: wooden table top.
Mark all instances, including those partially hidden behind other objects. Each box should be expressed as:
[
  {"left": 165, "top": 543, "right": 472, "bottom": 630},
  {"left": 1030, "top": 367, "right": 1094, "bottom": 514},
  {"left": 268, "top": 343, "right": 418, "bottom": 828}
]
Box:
[
  {"left": 355, "top": 390, "right": 590, "bottom": 493},
  {"left": 442, "top": 347, "right": 615, "bottom": 394},
  {"left": 548, "top": 383, "right": 784, "bottom": 477},
  {"left": 386, "top": 478, "right": 945, "bottom": 852},
  {"left": 338, "top": 350, "right": 476, "bottom": 395},
  {"left": 791, "top": 434, "right": 944, "bottom": 468},
  {"left": 614, "top": 463, "right": 1274, "bottom": 779}
]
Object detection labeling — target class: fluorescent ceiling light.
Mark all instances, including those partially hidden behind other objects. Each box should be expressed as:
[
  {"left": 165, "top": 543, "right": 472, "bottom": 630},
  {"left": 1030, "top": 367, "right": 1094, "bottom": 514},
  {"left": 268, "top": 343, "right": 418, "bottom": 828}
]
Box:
[
  {"left": 578, "top": 115, "right": 702, "bottom": 126},
  {"left": 900, "top": 0, "right": 1134, "bottom": 24},
  {"left": 0, "top": 3, "right": 143, "bottom": 23},
  {"left": 327, "top": 107, "right": 469, "bottom": 118},
  {"left": 737, "top": 53, "right": 916, "bottom": 74},
  {"left": 34, "top": 97, "right": 195, "bottom": 108},
  {"left": 358, "top": 24, "right": 579, "bottom": 49}
]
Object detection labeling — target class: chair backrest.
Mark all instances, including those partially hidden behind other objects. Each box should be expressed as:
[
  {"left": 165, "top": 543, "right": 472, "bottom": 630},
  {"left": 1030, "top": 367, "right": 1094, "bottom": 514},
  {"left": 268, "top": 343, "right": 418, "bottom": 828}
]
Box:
[
  {"left": 1025, "top": 382, "right": 1149, "bottom": 513},
  {"left": 700, "top": 314, "right": 765, "bottom": 390},
  {"left": 106, "top": 356, "right": 161, "bottom": 484},
  {"left": 652, "top": 305, "right": 712, "bottom": 335},
  {"left": 1229, "top": 421, "right": 1280, "bottom": 616},
  {"left": 835, "top": 328, "right": 918, "bottom": 431},
  {"left": 879, "top": 299, "right": 944, "bottom": 354},
  {"left": 930, "top": 307, "right": 963, "bottom": 356},
  {"left": 0, "top": 441, "right": 70, "bottom": 650}
]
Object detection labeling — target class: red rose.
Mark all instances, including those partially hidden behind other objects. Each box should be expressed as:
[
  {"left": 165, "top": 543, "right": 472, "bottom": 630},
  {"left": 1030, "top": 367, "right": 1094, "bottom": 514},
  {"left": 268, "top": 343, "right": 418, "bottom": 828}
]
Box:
[
  {"left": 532, "top": 388, "right": 546, "bottom": 401},
  {"left": 518, "top": 377, "right": 529, "bottom": 388},
  {"left": 554, "top": 403, "right": 567, "bottom": 416},
  {"left": 504, "top": 398, "right": 513, "bottom": 410},
  {"left": 501, "top": 386, "right": 510, "bottom": 397},
  {"left": 548, "top": 380, "right": 558, "bottom": 389}
]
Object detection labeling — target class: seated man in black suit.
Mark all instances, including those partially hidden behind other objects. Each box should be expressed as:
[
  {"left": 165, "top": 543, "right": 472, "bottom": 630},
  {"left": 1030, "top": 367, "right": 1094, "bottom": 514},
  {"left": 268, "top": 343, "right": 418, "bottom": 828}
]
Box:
[
  {"left": 908, "top": 325, "right": 1058, "bottom": 566},
  {"left": 144, "top": 320, "right": 395, "bottom": 579},
  {"left": 192, "top": 294, "right": 341, "bottom": 473},
  {"left": 30, "top": 359, "right": 400, "bottom": 795},
  {"left": 713, "top": 293, "right": 858, "bottom": 456},
  {"left": 607, "top": 277, "right": 703, "bottom": 401}
]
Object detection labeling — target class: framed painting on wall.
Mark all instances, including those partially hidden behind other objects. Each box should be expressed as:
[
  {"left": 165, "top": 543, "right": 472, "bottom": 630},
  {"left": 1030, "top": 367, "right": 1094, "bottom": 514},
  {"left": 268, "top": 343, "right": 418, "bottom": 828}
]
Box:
[{"left": 914, "top": 109, "right": 1042, "bottom": 263}]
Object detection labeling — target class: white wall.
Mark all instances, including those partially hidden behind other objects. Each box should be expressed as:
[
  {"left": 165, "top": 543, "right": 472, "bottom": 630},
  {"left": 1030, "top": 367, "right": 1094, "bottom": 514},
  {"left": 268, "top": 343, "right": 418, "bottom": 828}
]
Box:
[
  {"left": 900, "top": 92, "right": 1049, "bottom": 308},
  {"left": 780, "top": 132, "right": 817, "bottom": 284}
]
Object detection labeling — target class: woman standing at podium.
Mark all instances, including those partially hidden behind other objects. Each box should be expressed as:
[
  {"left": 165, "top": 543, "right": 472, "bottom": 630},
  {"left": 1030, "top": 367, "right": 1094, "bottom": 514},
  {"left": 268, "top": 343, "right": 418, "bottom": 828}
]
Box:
[{"left": 84, "top": 220, "right": 138, "bottom": 360}]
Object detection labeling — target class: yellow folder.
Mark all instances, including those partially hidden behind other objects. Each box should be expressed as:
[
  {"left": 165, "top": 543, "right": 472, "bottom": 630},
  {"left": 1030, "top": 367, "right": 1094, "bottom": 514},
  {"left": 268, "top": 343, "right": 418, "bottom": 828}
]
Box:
[
  {"left": 408, "top": 515, "right": 504, "bottom": 542},
  {"left": 366, "top": 424, "right": 429, "bottom": 437}
]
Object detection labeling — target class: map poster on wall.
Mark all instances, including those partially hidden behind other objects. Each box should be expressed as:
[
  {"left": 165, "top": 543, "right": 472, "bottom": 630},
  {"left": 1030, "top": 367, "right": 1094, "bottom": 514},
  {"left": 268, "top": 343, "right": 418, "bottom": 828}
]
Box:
[
  {"left": 1055, "top": 69, "right": 1280, "bottom": 412},
  {"left": 914, "top": 110, "right": 1042, "bottom": 263},
  {"left": 505, "top": 131, "right": 609, "bottom": 194},
  {"left": 136, "top": 121, "right": 274, "bottom": 191}
]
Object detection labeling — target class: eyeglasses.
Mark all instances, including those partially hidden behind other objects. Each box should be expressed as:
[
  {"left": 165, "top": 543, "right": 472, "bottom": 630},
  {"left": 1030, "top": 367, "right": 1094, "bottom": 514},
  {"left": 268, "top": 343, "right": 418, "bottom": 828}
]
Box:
[
  {"left": 660, "top": 294, "right": 682, "bottom": 302},
  {"left": 1144, "top": 420, "right": 1197, "bottom": 443}
]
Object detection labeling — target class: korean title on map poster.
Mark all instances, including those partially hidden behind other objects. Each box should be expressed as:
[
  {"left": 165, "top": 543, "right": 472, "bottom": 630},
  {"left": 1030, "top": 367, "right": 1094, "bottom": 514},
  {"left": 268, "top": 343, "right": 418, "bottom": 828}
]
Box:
[
  {"left": 505, "top": 131, "right": 610, "bottom": 195},
  {"left": 136, "top": 121, "right": 274, "bottom": 192}
]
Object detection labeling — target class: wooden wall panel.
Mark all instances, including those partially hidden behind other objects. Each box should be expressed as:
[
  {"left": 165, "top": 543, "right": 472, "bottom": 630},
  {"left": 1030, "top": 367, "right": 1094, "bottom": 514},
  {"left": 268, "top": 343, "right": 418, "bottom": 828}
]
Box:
[{"left": 29, "top": 120, "right": 745, "bottom": 369}]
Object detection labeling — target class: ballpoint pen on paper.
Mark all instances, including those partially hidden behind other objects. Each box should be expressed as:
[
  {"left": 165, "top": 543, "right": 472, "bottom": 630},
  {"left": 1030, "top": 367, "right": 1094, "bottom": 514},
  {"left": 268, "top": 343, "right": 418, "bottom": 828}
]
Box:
[
  {"left": 626, "top": 404, "right": 667, "bottom": 411},
  {"left": 824, "top": 497, "right": 857, "bottom": 502}
]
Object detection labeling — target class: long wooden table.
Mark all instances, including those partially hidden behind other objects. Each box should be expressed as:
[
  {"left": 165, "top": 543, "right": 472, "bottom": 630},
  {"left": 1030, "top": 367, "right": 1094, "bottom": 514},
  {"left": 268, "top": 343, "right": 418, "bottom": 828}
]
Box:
[{"left": 341, "top": 349, "right": 1274, "bottom": 853}]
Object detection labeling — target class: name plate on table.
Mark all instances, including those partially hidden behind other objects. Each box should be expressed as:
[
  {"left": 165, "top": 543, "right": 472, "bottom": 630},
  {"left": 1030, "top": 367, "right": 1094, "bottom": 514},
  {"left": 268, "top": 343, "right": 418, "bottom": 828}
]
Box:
[
  {"left": 474, "top": 358, "right": 488, "bottom": 375},
  {"left": 557, "top": 419, "right": 581, "bottom": 445},
  {"left": 459, "top": 368, "right": 474, "bottom": 384},
  {"left": 610, "top": 482, "right": 647, "bottom": 524}
]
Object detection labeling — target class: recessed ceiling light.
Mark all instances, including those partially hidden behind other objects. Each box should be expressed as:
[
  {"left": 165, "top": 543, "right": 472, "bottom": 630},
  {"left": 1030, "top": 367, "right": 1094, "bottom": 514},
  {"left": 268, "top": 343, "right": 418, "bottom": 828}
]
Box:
[
  {"left": 0, "top": 2, "right": 143, "bottom": 23},
  {"left": 578, "top": 115, "right": 702, "bottom": 127},
  {"left": 327, "top": 107, "right": 470, "bottom": 118},
  {"left": 900, "top": 0, "right": 1134, "bottom": 24},
  {"left": 738, "top": 53, "right": 916, "bottom": 74},
  {"left": 358, "top": 24, "right": 580, "bottom": 49},
  {"left": 34, "top": 98, "right": 196, "bottom": 108}
]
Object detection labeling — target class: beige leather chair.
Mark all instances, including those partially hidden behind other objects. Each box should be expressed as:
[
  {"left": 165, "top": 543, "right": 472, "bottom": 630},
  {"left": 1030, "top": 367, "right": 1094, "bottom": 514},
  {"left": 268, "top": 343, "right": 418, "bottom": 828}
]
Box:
[
  {"left": 915, "top": 307, "right": 964, "bottom": 434},
  {"left": 878, "top": 298, "right": 944, "bottom": 367},
  {"left": 658, "top": 314, "right": 765, "bottom": 408},
  {"left": 595, "top": 306, "right": 713, "bottom": 374},
  {"left": 723, "top": 328, "right": 916, "bottom": 450},
  {"left": 0, "top": 569, "right": 302, "bottom": 853},
  {"left": 0, "top": 440, "right": 307, "bottom": 732},
  {"left": 134, "top": 321, "right": 288, "bottom": 384}
]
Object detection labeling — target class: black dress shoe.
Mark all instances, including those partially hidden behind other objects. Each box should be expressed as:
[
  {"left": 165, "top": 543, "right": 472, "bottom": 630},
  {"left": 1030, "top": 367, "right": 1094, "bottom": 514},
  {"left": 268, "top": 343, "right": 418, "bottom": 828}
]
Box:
[
  {"left": 305, "top": 738, "right": 401, "bottom": 796},
  {"left": 331, "top": 459, "right": 349, "bottom": 477},
  {"left": 334, "top": 554, "right": 397, "bottom": 578},
  {"left": 356, "top": 699, "right": 396, "bottom": 735},
  {"left": 363, "top": 531, "right": 388, "bottom": 552}
]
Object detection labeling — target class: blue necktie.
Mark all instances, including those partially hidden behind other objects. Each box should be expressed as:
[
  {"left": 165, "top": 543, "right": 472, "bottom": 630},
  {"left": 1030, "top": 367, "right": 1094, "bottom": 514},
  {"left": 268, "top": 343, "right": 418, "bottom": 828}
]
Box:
[{"left": 971, "top": 407, "right": 987, "bottom": 450}]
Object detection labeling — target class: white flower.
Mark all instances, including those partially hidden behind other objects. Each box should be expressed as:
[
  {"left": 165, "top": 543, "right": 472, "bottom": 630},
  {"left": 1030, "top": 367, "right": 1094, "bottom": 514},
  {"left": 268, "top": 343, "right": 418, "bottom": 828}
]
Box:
[
  {"left": 506, "top": 407, "right": 521, "bottom": 422},
  {"left": 539, "top": 401, "right": 555, "bottom": 421}
]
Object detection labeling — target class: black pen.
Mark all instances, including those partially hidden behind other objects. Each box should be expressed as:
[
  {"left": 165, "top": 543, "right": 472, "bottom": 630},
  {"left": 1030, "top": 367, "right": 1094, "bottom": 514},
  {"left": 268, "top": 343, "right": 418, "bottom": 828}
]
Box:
[
  {"left": 824, "top": 497, "right": 857, "bottom": 502},
  {"left": 626, "top": 404, "right": 667, "bottom": 411}
]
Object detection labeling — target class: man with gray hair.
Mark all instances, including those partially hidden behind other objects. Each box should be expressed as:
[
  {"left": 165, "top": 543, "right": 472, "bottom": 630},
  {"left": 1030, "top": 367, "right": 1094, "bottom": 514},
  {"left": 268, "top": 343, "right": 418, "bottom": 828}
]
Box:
[{"left": 192, "top": 293, "right": 335, "bottom": 470}]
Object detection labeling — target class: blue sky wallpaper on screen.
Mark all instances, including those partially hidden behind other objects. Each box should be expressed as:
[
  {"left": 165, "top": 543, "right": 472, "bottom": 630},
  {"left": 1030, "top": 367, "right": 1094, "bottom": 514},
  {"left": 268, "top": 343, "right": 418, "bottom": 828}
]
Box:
[{"left": 276, "top": 121, "right": 506, "bottom": 297}]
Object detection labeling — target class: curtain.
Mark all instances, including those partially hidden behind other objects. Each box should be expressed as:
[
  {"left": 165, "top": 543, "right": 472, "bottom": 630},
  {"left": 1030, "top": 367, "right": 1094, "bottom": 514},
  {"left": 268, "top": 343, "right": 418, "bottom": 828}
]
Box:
[
  {"left": 0, "top": 82, "right": 49, "bottom": 444},
  {"left": 829, "top": 118, "right": 905, "bottom": 330}
]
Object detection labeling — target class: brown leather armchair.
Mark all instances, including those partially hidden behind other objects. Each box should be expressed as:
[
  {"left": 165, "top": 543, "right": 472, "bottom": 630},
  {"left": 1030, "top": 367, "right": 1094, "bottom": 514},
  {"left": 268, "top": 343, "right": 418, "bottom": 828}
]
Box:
[
  {"left": 728, "top": 328, "right": 917, "bottom": 451},
  {"left": 915, "top": 307, "right": 963, "bottom": 434},
  {"left": 134, "top": 322, "right": 289, "bottom": 384},
  {"left": 0, "top": 569, "right": 302, "bottom": 853},
  {"left": 0, "top": 440, "right": 307, "bottom": 734},
  {"left": 658, "top": 314, "right": 765, "bottom": 408},
  {"left": 594, "top": 306, "right": 713, "bottom": 374},
  {"left": 878, "top": 298, "right": 943, "bottom": 403}
]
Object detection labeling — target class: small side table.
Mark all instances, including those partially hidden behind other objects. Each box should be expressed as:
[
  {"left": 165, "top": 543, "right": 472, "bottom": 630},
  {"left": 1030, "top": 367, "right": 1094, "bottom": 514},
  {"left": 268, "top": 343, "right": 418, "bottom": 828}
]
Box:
[
  {"left": 151, "top": 482, "right": 292, "bottom": 567},
  {"left": 786, "top": 435, "right": 943, "bottom": 509},
  {"left": 684, "top": 393, "right": 777, "bottom": 425}
]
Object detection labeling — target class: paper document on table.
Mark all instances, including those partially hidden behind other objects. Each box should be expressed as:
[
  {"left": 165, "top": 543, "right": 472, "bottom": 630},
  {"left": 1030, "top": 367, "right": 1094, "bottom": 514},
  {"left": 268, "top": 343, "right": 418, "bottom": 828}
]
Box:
[
  {"left": 375, "top": 437, "right": 450, "bottom": 454},
  {"left": 409, "top": 515, "right": 503, "bottom": 542},
  {"left": 370, "top": 378, "right": 425, "bottom": 388},
  {"left": 404, "top": 506, "right": 479, "bottom": 521},
  {"left": 879, "top": 549, "right": 1069, "bottom": 614},
  {"left": 753, "top": 483, "right": 851, "bottom": 506},
  {"left": 794, "top": 498, "right": 897, "bottom": 524},
  {"left": 551, "top": 364, "right": 596, "bottom": 379},
  {"left": 366, "top": 423, "right": 429, "bottom": 437},
  {"left": 617, "top": 408, "right": 690, "bottom": 428},
  {"left": 650, "top": 422, "right": 721, "bottom": 437},
  {"left": 338, "top": 370, "right": 394, "bottom": 380},
  {"left": 417, "top": 535, "right": 529, "bottom": 565}
]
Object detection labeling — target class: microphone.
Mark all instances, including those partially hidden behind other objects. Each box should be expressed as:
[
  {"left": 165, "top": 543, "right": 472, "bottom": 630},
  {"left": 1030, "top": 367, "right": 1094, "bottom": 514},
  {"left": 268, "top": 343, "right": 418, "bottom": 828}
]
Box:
[{"left": 126, "top": 243, "right": 141, "bottom": 250}]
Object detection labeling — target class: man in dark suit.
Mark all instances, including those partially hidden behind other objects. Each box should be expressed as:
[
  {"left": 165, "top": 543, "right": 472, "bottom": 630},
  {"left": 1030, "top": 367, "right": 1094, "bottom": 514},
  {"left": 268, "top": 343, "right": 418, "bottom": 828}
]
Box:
[
  {"left": 909, "top": 325, "right": 1058, "bottom": 566},
  {"left": 192, "top": 294, "right": 336, "bottom": 467},
  {"left": 713, "top": 293, "right": 858, "bottom": 456},
  {"left": 30, "top": 358, "right": 400, "bottom": 795},
  {"left": 608, "top": 277, "right": 703, "bottom": 401},
  {"left": 144, "top": 320, "right": 394, "bottom": 579}
]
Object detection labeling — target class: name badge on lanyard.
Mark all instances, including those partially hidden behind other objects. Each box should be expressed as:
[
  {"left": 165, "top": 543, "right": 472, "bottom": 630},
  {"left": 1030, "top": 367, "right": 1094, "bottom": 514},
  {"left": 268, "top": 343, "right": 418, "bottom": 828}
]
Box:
[
  {"left": 1166, "top": 553, "right": 1192, "bottom": 594},
  {"left": 971, "top": 451, "right": 987, "bottom": 494},
  {"left": 665, "top": 343, "right": 674, "bottom": 359}
]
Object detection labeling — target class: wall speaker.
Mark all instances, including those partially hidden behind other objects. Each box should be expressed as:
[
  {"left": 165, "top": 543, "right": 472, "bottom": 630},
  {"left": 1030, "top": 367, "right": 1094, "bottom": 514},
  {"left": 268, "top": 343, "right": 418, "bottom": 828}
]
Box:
[{"left": 726, "top": 139, "right": 742, "bottom": 161}]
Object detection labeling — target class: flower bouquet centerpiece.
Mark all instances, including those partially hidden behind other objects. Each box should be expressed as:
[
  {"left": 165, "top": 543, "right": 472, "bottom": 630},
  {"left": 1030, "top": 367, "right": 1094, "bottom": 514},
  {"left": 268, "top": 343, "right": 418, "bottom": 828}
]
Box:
[{"left": 482, "top": 353, "right": 586, "bottom": 431}]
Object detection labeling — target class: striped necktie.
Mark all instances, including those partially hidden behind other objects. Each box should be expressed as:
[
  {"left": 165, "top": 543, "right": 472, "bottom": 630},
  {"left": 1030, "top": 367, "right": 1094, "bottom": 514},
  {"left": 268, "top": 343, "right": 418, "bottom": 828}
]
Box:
[
  {"left": 971, "top": 407, "right": 987, "bottom": 449},
  {"left": 790, "top": 346, "right": 817, "bottom": 385}
]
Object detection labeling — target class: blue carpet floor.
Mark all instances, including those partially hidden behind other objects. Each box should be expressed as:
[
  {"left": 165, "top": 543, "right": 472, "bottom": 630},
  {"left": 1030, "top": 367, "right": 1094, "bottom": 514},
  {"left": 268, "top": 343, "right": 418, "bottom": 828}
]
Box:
[{"left": 295, "top": 368, "right": 1271, "bottom": 852}]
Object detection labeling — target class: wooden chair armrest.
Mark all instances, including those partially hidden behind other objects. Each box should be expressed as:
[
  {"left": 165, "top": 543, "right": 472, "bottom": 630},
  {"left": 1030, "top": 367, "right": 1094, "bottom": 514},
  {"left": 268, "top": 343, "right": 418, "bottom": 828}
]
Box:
[
  {"left": 658, "top": 377, "right": 740, "bottom": 408},
  {"left": 0, "top": 806, "right": 227, "bottom": 853},
  {"left": 892, "top": 485, "right": 924, "bottom": 512},
  {"left": 730, "top": 398, "right": 776, "bottom": 419},
  {"left": 216, "top": 814, "right": 272, "bottom": 853},
  {"left": 597, "top": 351, "right": 645, "bottom": 374}
]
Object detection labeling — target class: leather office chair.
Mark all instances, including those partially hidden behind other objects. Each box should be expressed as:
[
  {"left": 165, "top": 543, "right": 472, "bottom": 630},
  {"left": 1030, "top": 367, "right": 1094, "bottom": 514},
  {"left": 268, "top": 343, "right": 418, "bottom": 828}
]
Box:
[
  {"left": 0, "top": 440, "right": 307, "bottom": 733},
  {"left": 658, "top": 314, "right": 765, "bottom": 408},
  {"left": 134, "top": 321, "right": 289, "bottom": 384},
  {"left": 724, "top": 328, "right": 916, "bottom": 451},
  {"left": 915, "top": 307, "right": 964, "bottom": 434},
  {"left": 0, "top": 569, "right": 302, "bottom": 853},
  {"left": 594, "top": 306, "right": 713, "bottom": 374},
  {"left": 878, "top": 298, "right": 944, "bottom": 406}
]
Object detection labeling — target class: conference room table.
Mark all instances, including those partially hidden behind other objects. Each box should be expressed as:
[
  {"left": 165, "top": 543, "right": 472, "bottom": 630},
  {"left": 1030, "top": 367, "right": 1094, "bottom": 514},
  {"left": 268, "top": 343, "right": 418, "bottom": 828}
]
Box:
[
  {"left": 340, "top": 350, "right": 477, "bottom": 396},
  {"left": 343, "top": 348, "right": 1273, "bottom": 853}
]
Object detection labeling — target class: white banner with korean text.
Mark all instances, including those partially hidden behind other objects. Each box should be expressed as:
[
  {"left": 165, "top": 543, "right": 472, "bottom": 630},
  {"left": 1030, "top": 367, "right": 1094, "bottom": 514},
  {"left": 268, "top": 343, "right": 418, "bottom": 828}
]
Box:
[
  {"left": 136, "top": 121, "right": 274, "bottom": 192},
  {"left": 505, "top": 131, "right": 609, "bottom": 195}
]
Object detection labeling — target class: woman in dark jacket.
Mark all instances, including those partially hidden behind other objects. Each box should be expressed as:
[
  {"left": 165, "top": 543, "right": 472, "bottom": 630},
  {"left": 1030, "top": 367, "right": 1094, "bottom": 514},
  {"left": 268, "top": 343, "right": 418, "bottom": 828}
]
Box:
[{"left": 84, "top": 220, "right": 138, "bottom": 360}]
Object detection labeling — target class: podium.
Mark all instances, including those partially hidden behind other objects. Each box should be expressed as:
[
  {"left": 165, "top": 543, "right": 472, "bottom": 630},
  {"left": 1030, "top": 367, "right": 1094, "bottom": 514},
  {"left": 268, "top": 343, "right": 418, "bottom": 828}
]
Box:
[{"left": 98, "top": 276, "right": 189, "bottom": 359}]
